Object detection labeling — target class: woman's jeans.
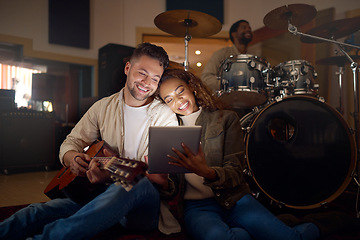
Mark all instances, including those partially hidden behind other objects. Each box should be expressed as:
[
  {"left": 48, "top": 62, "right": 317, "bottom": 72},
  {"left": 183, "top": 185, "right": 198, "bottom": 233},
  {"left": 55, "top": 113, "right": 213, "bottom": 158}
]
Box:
[
  {"left": 0, "top": 177, "right": 160, "bottom": 240},
  {"left": 184, "top": 194, "right": 320, "bottom": 240}
]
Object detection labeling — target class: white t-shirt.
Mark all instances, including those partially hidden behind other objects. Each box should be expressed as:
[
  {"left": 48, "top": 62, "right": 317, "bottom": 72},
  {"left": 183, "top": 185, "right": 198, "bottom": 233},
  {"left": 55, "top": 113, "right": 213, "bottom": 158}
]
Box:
[{"left": 123, "top": 103, "right": 150, "bottom": 160}]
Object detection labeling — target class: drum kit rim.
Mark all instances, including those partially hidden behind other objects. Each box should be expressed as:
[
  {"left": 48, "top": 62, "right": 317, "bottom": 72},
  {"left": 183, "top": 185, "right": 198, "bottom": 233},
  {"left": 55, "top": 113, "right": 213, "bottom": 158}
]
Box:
[{"left": 153, "top": 4, "right": 360, "bottom": 210}]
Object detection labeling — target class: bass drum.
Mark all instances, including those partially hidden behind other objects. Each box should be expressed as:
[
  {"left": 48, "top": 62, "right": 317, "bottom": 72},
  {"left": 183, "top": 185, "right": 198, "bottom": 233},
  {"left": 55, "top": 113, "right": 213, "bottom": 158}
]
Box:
[{"left": 245, "top": 96, "right": 356, "bottom": 209}]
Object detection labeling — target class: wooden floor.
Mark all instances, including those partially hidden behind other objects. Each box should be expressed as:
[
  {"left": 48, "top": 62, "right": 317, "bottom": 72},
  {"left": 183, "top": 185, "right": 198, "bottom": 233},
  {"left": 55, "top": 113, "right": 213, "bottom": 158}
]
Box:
[
  {"left": 0, "top": 170, "right": 58, "bottom": 207},
  {"left": 1, "top": 170, "right": 360, "bottom": 240}
]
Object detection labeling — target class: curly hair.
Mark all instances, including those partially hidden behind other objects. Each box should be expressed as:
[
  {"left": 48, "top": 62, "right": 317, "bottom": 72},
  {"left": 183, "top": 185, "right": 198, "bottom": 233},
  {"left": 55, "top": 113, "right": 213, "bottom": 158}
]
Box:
[{"left": 156, "top": 69, "right": 226, "bottom": 111}]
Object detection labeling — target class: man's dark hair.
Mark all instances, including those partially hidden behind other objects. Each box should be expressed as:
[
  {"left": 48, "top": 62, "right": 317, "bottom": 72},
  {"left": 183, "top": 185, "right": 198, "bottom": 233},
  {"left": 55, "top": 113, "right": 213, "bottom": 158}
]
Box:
[
  {"left": 229, "top": 20, "right": 249, "bottom": 43},
  {"left": 130, "top": 42, "right": 169, "bottom": 70}
]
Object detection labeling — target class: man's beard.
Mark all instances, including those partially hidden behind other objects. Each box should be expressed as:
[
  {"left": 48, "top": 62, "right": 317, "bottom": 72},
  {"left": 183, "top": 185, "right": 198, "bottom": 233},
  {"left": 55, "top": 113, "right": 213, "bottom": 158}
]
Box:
[
  {"left": 128, "top": 83, "right": 152, "bottom": 102},
  {"left": 240, "top": 32, "right": 253, "bottom": 45}
]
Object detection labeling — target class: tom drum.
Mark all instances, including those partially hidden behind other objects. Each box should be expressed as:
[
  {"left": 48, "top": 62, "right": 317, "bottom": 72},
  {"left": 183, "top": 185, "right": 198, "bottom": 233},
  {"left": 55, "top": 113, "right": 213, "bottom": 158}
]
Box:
[{"left": 218, "top": 54, "right": 271, "bottom": 108}]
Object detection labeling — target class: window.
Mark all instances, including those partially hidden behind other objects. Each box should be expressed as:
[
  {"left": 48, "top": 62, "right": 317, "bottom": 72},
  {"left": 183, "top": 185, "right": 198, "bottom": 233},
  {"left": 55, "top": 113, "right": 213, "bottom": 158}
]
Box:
[{"left": 0, "top": 63, "right": 41, "bottom": 108}]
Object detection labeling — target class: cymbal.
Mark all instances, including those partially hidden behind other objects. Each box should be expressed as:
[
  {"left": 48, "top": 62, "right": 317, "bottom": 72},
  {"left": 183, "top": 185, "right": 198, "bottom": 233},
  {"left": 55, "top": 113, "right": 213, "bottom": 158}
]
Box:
[
  {"left": 154, "top": 10, "right": 222, "bottom": 38},
  {"left": 316, "top": 55, "right": 360, "bottom": 66},
  {"left": 263, "top": 4, "right": 317, "bottom": 30},
  {"left": 301, "top": 16, "right": 360, "bottom": 43}
]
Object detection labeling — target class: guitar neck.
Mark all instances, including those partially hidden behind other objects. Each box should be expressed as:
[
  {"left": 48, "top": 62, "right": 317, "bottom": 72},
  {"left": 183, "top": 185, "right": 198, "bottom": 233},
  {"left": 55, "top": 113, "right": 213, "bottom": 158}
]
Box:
[
  {"left": 92, "top": 156, "right": 148, "bottom": 175},
  {"left": 91, "top": 156, "right": 148, "bottom": 192}
]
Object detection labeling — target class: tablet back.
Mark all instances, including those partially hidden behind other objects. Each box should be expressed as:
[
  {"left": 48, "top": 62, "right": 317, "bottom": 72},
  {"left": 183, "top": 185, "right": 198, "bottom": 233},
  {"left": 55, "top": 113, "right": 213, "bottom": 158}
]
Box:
[{"left": 148, "top": 126, "right": 202, "bottom": 173}]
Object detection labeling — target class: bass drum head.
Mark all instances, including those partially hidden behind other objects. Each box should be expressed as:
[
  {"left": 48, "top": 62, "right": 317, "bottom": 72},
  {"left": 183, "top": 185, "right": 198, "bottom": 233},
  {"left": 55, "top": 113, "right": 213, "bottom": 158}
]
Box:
[{"left": 246, "top": 96, "right": 356, "bottom": 209}]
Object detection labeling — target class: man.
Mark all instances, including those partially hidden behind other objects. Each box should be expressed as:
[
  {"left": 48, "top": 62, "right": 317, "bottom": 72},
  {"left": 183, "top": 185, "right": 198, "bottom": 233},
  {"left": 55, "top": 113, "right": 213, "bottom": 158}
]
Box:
[
  {"left": 0, "top": 43, "right": 178, "bottom": 240},
  {"left": 201, "top": 20, "right": 253, "bottom": 91}
]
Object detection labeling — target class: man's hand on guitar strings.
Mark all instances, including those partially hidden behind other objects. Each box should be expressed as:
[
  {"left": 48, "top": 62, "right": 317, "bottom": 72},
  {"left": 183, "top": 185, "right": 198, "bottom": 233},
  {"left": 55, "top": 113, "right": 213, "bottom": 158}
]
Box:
[{"left": 70, "top": 153, "right": 91, "bottom": 177}]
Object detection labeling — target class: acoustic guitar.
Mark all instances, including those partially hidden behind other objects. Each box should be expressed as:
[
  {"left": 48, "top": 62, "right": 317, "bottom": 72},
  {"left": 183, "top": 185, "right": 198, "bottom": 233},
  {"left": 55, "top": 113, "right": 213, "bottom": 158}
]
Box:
[{"left": 44, "top": 140, "right": 148, "bottom": 204}]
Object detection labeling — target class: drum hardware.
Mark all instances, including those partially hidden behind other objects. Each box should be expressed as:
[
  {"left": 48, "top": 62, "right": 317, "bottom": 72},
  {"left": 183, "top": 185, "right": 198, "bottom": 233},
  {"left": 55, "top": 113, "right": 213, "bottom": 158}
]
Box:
[
  {"left": 316, "top": 56, "right": 360, "bottom": 116},
  {"left": 240, "top": 106, "right": 262, "bottom": 132},
  {"left": 317, "top": 57, "right": 349, "bottom": 115},
  {"left": 154, "top": 9, "right": 222, "bottom": 71},
  {"left": 320, "top": 202, "right": 328, "bottom": 208},
  {"left": 223, "top": 60, "right": 232, "bottom": 72},
  {"left": 272, "top": 60, "right": 319, "bottom": 98},
  {"left": 299, "top": 16, "right": 360, "bottom": 44},
  {"left": 274, "top": 95, "right": 283, "bottom": 102},
  {"left": 251, "top": 191, "right": 261, "bottom": 200},
  {"left": 354, "top": 173, "right": 360, "bottom": 187},
  {"left": 243, "top": 167, "right": 253, "bottom": 177},
  {"left": 316, "top": 55, "right": 360, "bottom": 66},
  {"left": 274, "top": 201, "right": 285, "bottom": 209},
  {"left": 289, "top": 23, "right": 360, "bottom": 50}
]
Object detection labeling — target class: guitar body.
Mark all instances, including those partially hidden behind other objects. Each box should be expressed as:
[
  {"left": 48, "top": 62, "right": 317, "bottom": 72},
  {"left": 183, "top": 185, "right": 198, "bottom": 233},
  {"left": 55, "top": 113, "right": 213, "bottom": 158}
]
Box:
[{"left": 44, "top": 140, "right": 117, "bottom": 204}]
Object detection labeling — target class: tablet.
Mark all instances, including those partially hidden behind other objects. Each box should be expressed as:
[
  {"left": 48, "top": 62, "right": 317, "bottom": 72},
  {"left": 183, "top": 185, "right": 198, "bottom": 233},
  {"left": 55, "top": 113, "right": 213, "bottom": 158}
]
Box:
[{"left": 148, "top": 126, "right": 202, "bottom": 173}]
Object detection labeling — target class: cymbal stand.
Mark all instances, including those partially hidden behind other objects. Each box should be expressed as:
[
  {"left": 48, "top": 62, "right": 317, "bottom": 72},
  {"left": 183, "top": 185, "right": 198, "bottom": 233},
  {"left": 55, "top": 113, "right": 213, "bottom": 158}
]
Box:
[
  {"left": 339, "top": 47, "right": 360, "bottom": 141},
  {"left": 335, "top": 65, "right": 345, "bottom": 115},
  {"left": 183, "top": 18, "right": 192, "bottom": 71},
  {"left": 288, "top": 23, "right": 360, "bottom": 50}
]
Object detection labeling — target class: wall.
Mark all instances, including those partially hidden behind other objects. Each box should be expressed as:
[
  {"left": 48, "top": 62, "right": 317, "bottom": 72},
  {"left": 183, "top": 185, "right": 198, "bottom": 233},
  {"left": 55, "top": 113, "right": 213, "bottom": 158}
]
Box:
[
  {"left": 1, "top": 0, "right": 359, "bottom": 123},
  {"left": 0, "top": 0, "right": 359, "bottom": 61}
]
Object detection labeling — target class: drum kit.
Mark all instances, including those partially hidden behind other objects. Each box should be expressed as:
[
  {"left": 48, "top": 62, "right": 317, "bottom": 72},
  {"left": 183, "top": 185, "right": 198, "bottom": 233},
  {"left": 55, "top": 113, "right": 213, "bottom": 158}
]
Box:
[{"left": 154, "top": 4, "right": 360, "bottom": 210}]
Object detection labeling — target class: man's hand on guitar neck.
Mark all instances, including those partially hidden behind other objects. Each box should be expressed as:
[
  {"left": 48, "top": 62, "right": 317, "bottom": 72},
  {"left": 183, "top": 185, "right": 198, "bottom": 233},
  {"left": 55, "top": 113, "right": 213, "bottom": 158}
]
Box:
[
  {"left": 86, "top": 147, "right": 113, "bottom": 184},
  {"left": 86, "top": 160, "right": 112, "bottom": 184}
]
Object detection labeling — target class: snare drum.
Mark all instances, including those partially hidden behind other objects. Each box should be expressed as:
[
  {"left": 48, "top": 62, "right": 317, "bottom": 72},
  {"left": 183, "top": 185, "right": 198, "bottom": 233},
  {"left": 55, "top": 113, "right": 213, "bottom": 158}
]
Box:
[
  {"left": 245, "top": 96, "right": 356, "bottom": 209},
  {"left": 218, "top": 54, "right": 271, "bottom": 108},
  {"left": 272, "top": 60, "right": 318, "bottom": 98}
]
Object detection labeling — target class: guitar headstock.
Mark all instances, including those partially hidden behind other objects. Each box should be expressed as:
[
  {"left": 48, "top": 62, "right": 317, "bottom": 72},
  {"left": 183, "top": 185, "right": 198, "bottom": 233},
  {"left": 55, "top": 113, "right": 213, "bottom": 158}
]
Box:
[{"left": 95, "top": 157, "right": 148, "bottom": 192}]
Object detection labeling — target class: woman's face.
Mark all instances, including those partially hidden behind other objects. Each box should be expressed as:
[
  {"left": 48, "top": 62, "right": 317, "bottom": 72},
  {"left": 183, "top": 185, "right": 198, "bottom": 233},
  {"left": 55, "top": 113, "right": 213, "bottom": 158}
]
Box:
[{"left": 159, "top": 77, "right": 199, "bottom": 116}]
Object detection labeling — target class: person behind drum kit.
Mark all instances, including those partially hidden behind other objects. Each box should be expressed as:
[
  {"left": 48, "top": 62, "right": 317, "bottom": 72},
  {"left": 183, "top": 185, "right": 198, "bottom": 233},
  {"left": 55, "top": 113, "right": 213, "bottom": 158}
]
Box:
[
  {"left": 155, "top": 68, "right": 356, "bottom": 240},
  {"left": 201, "top": 19, "right": 253, "bottom": 92}
]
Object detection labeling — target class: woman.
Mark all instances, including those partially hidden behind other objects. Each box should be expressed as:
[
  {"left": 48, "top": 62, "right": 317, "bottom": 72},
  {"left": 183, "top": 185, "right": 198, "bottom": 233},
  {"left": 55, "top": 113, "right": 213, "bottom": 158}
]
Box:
[{"left": 156, "top": 68, "right": 323, "bottom": 240}]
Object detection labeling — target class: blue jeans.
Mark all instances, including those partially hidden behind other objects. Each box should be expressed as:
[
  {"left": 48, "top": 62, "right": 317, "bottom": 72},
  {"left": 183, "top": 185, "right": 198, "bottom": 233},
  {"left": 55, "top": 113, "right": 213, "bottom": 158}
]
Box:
[
  {"left": 184, "top": 194, "right": 320, "bottom": 240},
  {"left": 0, "top": 177, "right": 160, "bottom": 240}
]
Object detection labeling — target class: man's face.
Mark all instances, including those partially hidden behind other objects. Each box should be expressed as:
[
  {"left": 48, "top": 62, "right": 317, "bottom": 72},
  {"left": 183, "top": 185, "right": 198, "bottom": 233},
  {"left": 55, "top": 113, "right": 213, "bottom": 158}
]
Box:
[
  {"left": 234, "top": 22, "right": 253, "bottom": 45},
  {"left": 124, "top": 55, "right": 164, "bottom": 106}
]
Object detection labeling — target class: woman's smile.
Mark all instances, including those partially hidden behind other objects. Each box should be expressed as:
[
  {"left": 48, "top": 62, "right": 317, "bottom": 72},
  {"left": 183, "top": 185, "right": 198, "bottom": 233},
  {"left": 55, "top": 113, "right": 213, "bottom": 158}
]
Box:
[{"left": 159, "top": 77, "right": 199, "bottom": 116}]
